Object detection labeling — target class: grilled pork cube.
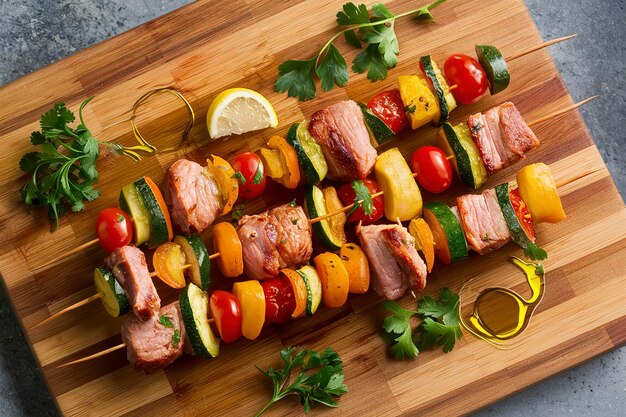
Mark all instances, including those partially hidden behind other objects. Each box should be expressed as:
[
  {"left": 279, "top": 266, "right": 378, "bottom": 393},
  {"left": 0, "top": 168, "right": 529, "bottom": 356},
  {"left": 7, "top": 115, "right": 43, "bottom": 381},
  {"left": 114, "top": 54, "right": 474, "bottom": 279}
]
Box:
[
  {"left": 357, "top": 224, "right": 427, "bottom": 300},
  {"left": 163, "top": 159, "right": 220, "bottom": 233},
  {"left": 468, "top": 113, "right": 509, "bottom": 174},
  {"left": 498, "top": 102, "right": 540, "bottom": 157},
  {"left": 121, "top": 302, "right": 185, "bottom": 374},
  {"left": 237, "top": 204, "right": 313, "bottom": 280},
  {"left": 105, "top": 246, "right": 160, "bottom": 321},
  {"left": 457, "top": 189, "right": 511, "bottom": 255},
  {"left": 308, "top": 100, "right": 377, "bottom": 180}
]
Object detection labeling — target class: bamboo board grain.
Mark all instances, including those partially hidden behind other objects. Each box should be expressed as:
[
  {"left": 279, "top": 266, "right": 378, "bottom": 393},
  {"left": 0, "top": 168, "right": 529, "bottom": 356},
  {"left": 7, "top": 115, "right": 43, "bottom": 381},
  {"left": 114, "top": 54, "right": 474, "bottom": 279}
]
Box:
[{"left": 0, "top": 0, "right": 624, "bottom": 416}]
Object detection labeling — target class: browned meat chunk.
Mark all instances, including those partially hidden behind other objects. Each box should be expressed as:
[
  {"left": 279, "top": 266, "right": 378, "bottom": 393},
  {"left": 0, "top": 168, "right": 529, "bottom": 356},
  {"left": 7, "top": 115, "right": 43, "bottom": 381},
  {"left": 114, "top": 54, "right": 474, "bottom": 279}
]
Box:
[
  {"left": 105, "top": 246, "right": 160, "bottom": 321},
  {"left": 357, "top": 224, "right": 427, "bottom": 300},
  {"left": 237, "top": 204, "right": 312, "bottom": 280},
  {"left": 457, "top": 189, "right": 511, "bottom": 255},
  {"left": 121, "top": 302, "right": 185, "bottom": 374},
  {"left": 162, "top": 159, "right": 220, "bottom": 233},
  {"left": 308, "top": 100, "right": 377, "bottom": 180},
  {"left": 498, "top": 102, "right": 540, "bottom": 157},
  {"left": 468, "top": 113, "right": 509, "bottom": 174}
]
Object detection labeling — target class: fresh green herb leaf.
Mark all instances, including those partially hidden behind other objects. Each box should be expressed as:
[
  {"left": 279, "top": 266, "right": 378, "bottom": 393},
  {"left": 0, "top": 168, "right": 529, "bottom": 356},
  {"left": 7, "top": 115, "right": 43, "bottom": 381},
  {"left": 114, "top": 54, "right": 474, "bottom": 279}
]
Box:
[
  {"left": 316, "top": 44, "right": 349, "bottom": 92},
  {"left": 288, "top": 198, "right": 297, "bottom": 207},
  {"left": 231, "top": 203, "right": 246, "bottom": 221},
  {"left": 535, "top": 262, "right": 545, "bottom": 276},
  {"left": 404, "top": 103, "right": 416, "bottom": 114},
  {"left": 291, "top": 219, "right": 298, "bottom": 225},
  {"left": 232, "top": 171, "right": 246, "bottom": 185},
  {"left": 382, "top": 288, "right": 463, "bottom": 360},
  {"left": 275, "top": 58, "right": 317, "bottom": 101},
  {"left": 116, "top": 214, "right": 125, "bottom": 223},
  {"left": 252, "top": 162, "right": 265, "bottom": 185},
  {"left": 18, "top": 98, "right": 103, "bottom": 231},
  {"left": 352, "top": 180, "right": 374, "bottom": 216},
  {"left": 352, "top": 43, "right": 388, "bottom": 82},
  {"left": 254, "top": 346, "right": 348, "bottom": 417},
  {"left": 159, "top": 315, "right": 174, "bottom": 328},
  {"left": 276, "top": 0, "right": 447, "bottom": 100},
  {"left": 171, "top": 329, "right": 180, "bottom": 347},
  {"left": 524, "top": 243, "right": 548, "bottom": 261}
]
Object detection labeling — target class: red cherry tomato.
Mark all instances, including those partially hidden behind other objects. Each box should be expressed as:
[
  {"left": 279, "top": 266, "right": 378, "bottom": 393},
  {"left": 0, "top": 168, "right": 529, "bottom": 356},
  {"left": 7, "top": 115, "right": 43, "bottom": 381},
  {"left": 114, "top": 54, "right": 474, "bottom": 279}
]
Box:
[
  {"left": 209, "top": 290, "right": 243, "bottom": 343},
  {"left": 509, "top": 188, "right": 536, "bottom": 239},
  {"left": 367, "top": 89, "right": 411, "bottom": 134},
  {"left": 231, "top": 152, "right": 266, "bottom": 199},
  {"left": 261, "top": 277, "right": 296, "bottom": 324},
  {"left": 337, "top": 179, "right": 385, "bottom": 225},
  {"left": 410, "top": 146, "right": 453, "bottom": 194},
  {"left": 443, "top": 54, "right": 488, "bottom": 105},
  {"left": 96, "top": 208, "right": 133, "bottom": 252}
]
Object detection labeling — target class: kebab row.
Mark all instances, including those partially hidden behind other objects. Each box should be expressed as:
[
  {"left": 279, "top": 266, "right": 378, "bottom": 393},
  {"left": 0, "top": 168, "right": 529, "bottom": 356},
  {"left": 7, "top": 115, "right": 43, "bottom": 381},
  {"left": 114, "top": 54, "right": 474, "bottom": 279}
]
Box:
[{"left": 58, "top": 156, "right": 576, "bottom": 374}]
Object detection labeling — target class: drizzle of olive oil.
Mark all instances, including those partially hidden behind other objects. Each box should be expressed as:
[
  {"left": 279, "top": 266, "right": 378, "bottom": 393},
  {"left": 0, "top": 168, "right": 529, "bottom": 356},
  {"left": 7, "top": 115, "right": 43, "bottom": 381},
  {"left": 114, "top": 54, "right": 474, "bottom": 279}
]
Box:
[{"left": 459, "top": 257, "right": 545, "bottom": 345}]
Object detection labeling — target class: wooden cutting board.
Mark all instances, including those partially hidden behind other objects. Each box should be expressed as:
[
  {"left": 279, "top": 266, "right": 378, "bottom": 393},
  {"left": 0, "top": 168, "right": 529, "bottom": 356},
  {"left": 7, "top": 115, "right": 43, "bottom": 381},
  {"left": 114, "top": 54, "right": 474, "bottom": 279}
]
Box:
[{"left": 0, "top": 0, "right": 624, "bottom": 416}]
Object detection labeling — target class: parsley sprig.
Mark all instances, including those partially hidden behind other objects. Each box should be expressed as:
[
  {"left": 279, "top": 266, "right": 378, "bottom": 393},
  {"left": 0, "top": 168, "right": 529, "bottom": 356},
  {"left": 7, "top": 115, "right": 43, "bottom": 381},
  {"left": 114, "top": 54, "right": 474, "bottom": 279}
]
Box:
[
  {"left": 382, "top": 288, "right": 463, "bottom": 359},
  {"left": 346, "top": 180, "right": 374, "bottom": 218},
  {"left": 19, "top": 99, "right": 151, "bottom": 231},
  {"left": 275, "top": 0, "right": 446, "bottom": 100},
  {"left": 254, "top": 346, "right": 348, "bottom": 416}
]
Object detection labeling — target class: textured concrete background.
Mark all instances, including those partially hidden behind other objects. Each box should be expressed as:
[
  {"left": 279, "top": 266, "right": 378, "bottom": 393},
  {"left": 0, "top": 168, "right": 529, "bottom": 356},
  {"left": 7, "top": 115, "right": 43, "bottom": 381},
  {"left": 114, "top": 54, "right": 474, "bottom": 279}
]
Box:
[{"left": 0, "top": 0, "right": 624, "bottom": 416}]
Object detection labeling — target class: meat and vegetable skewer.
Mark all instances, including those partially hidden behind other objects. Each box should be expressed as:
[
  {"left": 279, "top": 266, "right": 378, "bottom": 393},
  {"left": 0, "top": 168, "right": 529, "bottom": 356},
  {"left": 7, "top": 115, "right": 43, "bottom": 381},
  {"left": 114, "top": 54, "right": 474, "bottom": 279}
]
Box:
[{"left": 58, "top": 163, "right": 590, "bottom": 373}]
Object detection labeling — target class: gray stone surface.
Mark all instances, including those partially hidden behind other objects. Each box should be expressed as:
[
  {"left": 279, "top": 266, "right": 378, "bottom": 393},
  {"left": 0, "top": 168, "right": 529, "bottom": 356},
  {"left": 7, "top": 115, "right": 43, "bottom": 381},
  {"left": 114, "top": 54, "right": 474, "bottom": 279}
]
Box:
[{"left": 0, "top": 0, "right": 624, "bottom": 416}]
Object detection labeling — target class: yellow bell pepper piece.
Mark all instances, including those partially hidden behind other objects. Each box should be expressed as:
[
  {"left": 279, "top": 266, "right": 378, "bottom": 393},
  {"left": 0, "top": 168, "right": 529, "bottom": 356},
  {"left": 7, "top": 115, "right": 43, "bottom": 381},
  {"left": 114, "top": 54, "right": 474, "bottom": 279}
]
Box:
[
  {"left": 258, "top": 148, "right": 285, "bottom": 179},
  {"left": 375, "top": 148, "right": 422, "bottom": 221},
  {"left": 313, "top": 252, "right": 349, "bottom": 308},
  {"left": 323, "top": 186, "right": 347, "bottom": 247},
  {"left": 397, "top": 74, "right": 440, "bottom": 129},
  {"left": 206, "top": 155, "right": 239, "bottom": 216},
  {"left": 232, "top": 280, "right": 265, "bottom": 340},
  {"left": 516, "top": 163, "right": 566, "bottom": 223},
  {"left": 267, "top": 135, "right": 301, "bottom": 189},
  {"left": 213, "top": 222, "right": 244, "bottom": 277}
]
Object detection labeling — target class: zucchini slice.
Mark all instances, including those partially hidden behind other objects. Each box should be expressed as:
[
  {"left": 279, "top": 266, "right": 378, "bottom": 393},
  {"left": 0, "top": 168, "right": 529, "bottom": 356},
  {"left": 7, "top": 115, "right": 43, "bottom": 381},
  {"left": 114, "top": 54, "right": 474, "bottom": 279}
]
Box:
[
  {"left": 495, "top": 183, "right": 547, "bottom": 260},
  {"left": 420, "top": 55, "right": 456, "bottom": 125},
  {"left": 437, "top": 122, "right": 488, "bottom": 189},
  {"left": 174, "top": 234, "right": 211, "bottom": 290},
  {"left": 133, "top": 177, "right": 170, "bottom": 248},
  {"left": 298, "top": 265, "right": 322, "bottom": 316},
  {"left": 179, "top": 283, "right": 219, "bottom": 359},
  {"left": 94, "top": 266, "right": 129, "bottom": 318},
  {"left": 286, "top": 122, "right": 328, "bottom": 184},
  {"left": 305, "top": 184, "right": 345, "bottom": 250},
  {"left": 475, "top": 45, "right": 510, "bottom": 95},
  {"left": 423, "top": 202, "right": 468, "bottom": 265},
  {"left": 119, "top": 182, "right": 151, "bottom": 246},
  {"left": 358, "top": 102, "right": 395, "bottom": 144}
]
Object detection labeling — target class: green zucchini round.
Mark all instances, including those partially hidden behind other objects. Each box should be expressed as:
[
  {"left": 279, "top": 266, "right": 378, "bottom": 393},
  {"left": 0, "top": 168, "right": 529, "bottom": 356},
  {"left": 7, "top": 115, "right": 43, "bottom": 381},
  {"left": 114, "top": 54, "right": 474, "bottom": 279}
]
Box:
[
  {"left": 94, "top": 266, "right": 129, "bottom": 318},
  {"left": 423, "top": 202, "right": 468, "bottom": 264},
  {"left": 285, "top": 122, "right": 328, "bottom": 184},
  {"left": 358, "top": 102, "right": 395, "bottom": 144},
  {"left": 134, "top": 178, "right": 169, "bottom": 248},
  {"left": 298, "top": 265, "right": 322, "bottom": 316},
  {"left": 174, "top": 234, "right": 211, "bottom": 290},
  {"left": 179, "top": 283, "right": 219, "bottom": 359},
  {"left": 420, "top": 55, "right": 450, "bottom": 125},
  {"left": 475, "top": 45, "right": 510, "bottom": 95},
  {"left": 304, "top": 184, "right": 344, "bottom": 250}
]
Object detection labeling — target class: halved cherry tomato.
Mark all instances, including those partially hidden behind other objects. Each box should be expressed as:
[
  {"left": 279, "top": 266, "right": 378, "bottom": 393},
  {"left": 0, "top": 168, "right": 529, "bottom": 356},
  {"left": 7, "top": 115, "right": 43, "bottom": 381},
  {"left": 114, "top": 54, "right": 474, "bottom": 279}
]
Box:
[
  {"left": 510, "top": 188, "right": 536, "bottom": 239},
  {"left": 153, "top": 242, "right": 187, "bottom": 289},
  {"left": 232, "top": 152, "right": 267, "bottom": 199},
  {"left": 261, "top": 277, "right": 296, "bottom": 324},
  {"left": 96, "top": 208, "right": 133, "bottom": 252},
  {"left": 443, "top": 54, "right": 488, "bottom": 105},
  {"left": 209, "top": 290, "right": 242, "bottom": 343},
  {"left": 337, "top": 179, "right": 384, "bottom": 225},
  {"left": 367, "top": 89, "right": 411, "bottom": 134},
  {"left": 410, "top": 146, "right": 453, "bottom": 194}
]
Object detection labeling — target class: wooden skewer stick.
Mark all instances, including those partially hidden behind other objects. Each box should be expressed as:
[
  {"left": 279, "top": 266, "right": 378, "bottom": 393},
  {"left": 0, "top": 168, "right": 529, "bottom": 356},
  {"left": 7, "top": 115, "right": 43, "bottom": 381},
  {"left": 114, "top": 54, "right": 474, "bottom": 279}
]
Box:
[
  {"left": 35, "top": 238, "right": 99, "bottom": 272},
  {"left": 505, "top": 34, "right": 577, "bottom": 62},
  {"left": 309, "top": 191, "right": 385, "bottom": 224},
  {"left": 527, "top": 96, "right": 598, "bottom": 127}
]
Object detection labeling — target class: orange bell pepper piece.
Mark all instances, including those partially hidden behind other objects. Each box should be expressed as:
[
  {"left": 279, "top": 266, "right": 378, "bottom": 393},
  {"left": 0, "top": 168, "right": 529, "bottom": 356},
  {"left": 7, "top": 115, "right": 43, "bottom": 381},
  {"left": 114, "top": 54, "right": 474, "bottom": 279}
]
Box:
[
  {"left": 267, "top": 135, "right": 301, "bottom": 189},
  {"left": 313, "top": 252, "right": 349, "bottom": 308},
  {"left": 408, "top": 217, "right": 435, "bottom": 272},
  {"left": 281, "top": 268, "right": 307, "bottom": 318},
  {"left": 213, "top": 222, "right": 243, "bottom": 277},
  {"left": 339, "top": 243, "right": 370, "bottom": 294}
]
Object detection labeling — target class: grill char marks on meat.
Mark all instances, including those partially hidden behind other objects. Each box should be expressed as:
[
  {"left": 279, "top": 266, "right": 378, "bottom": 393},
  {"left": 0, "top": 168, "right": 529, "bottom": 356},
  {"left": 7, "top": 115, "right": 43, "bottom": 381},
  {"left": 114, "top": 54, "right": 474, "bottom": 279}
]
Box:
[
  {"left": 162, "top": 159, "right": 220, "bottom": 234},
  {"left": 308, "top": 100, "right": 377, "bottom": 181},
  {"left": 104, "top": 246, "right": 160, "bottom": 321},
  {"left": 457, "top": 189, "right": 511, "bottom": 255},
  {"left": 237, "top": 204, "right": 313, "bottom": 280},
  {"left": 121, "top": 301, "right": 185, "bottom": 374},
  {"left": 357, "top": 224, "right": 427, "bottom": 300}
]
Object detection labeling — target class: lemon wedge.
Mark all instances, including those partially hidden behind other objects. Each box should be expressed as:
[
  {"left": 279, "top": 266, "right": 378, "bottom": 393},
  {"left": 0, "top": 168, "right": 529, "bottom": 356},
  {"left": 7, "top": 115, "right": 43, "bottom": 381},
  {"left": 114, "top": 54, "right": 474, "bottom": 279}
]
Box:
[{"left": 207, "top": 88, "right": 278, "bottom": 139}]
